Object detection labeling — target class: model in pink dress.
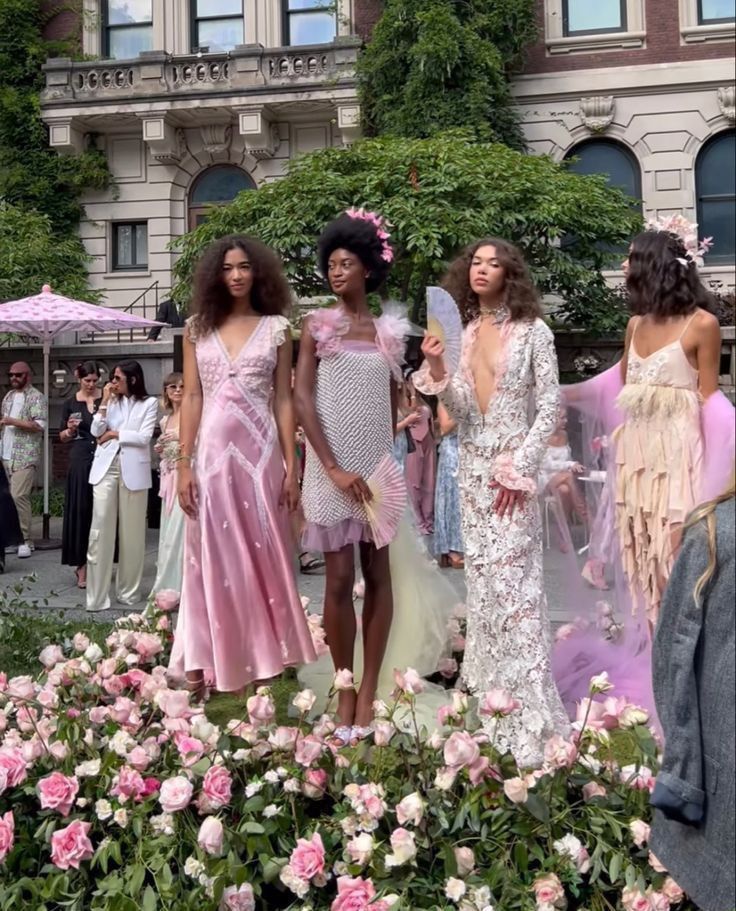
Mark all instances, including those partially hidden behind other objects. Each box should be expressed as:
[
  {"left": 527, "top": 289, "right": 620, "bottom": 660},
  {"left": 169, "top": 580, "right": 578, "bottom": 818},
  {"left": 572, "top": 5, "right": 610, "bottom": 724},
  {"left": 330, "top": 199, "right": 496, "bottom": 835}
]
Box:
[
  {"left": 172, "top": 236, "right": 316, "bottom": 697},
  {"left": 404, "top": 399, "right": 436, "bottom": 536}
]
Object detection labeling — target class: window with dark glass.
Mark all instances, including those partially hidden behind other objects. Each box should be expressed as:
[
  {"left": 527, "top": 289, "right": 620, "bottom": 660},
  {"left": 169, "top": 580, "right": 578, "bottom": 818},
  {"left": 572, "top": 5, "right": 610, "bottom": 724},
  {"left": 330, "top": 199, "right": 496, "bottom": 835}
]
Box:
[
  {"left": 192, "top": 0, "right": 244, "bottom": 52},
  {"left": 696, "top": 131, "right": 736, "bottom": 263},
  {"left": 188, "top": 166, "right": 256, "bottom": 229},
  {"left": 698, "top": 0, "right": 736, "bottom": 22},
  {"left": 283, "top": 0, "right": 337, "bottom": 46},
  {"left": 563, "top": 140, "right": 641, "bottom": 258},
  {"left": 112, "top": 222, "right": 148, "bottom": 270},
  {"left": 562, "top": 0, "right": 627, "bottom": 35},
  {"left": 104, "top": 0, "right": 153, "bottom": 59}
]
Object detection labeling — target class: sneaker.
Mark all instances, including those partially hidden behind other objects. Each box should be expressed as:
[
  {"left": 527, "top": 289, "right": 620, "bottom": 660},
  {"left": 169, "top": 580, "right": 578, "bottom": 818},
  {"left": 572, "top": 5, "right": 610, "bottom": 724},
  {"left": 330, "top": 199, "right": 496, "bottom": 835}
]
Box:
[{"left": 17, "top": 544, "right": 32, "bottom": 559}]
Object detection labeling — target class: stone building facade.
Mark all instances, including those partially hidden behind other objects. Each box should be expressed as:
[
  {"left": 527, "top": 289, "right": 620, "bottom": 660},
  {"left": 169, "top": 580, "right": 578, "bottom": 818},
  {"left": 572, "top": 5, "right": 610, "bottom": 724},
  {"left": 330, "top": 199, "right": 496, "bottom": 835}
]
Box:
[{"left": 39, "top": 0, "right": 735, "bottom": 310}]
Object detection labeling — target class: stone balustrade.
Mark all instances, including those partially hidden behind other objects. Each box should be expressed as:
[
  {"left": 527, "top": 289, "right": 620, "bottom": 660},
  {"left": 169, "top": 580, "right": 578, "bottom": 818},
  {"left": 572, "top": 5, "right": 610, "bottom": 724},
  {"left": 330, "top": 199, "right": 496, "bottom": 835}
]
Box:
[{"left": 41, "top": 39, "right": 360, "bottom": 106}]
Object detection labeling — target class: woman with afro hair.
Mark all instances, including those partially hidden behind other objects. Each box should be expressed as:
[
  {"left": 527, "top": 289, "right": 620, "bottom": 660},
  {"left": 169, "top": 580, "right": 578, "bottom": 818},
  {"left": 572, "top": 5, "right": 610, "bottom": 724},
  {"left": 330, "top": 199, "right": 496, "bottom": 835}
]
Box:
[{"left": 295, "top": 210, "right": 406, "bottom": 733}]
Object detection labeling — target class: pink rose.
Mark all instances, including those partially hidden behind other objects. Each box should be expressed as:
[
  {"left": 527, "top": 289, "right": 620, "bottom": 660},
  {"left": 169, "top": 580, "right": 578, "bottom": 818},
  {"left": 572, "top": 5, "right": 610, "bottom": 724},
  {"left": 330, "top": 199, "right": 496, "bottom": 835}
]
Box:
[
  {"left": 39, "top": 644, "right": 65, "bottom": 669},
  {"left": 393, "top": 667, "right": 426, "bottom": 696},
  {"left": 582, "top": 782, "right": 606, "bottom": 801},
  {"left": 50, "top": 820, "right": 94, "bottom": 870},
  {"left": 156, "top": 688, "right": 191, "bottom": 719},
  {"left": 110, "top": 696, "right": 137, "bottom": 725},
  {"left": 220, "top": 883, "right": 256, "bottom": 911},
  {"left": 159, "top": 775, "right": 193, "bottom": 812},
  {"left": 176, "top": 735, "right": 205, "bottom": 767},
  {"left": 331, "top": 875, "right": 376, "bottom": 911},
  {"left": 648, "top": 851, "right": 667, "bottom": 873},
  {"left": 7, "top": 675, "right": 35, "bottom": 701},
  {"left": 479, "top": 689, "right": 521, "bottom": 718},
  {"left": 443, "top": 731, "right": 480, "bottom": 769},
  {"left": 141, "top": 777, "right": 160, "bottom": 799},
  {"left": 396, "top": 792, "right": 425, "bottom": 826},
  {"left": 133, "top": 632, "right": 163, "bottom": 661},
  {"left": 127, "top": 746, "right": 151, "bottom": 772},
  {"left": 622, "top": 887, "right": 651, "bottom": 911},
  {"left": 661, "top": 877, "right": 685, "bottom": 904},
  {"left": 303, "top": 768, "right": 328, "bottom": 799},
  {"left": 246, "top": 692, "right": 276, "bottom": 724},
  {"left": 38, "top": 772, "right": 79, "bottom": 817},
  {"left": 0, "top": 747, "right": 28, "bottom": 793},
  {"left": 543, "top": 734, "right": 578, "bottom": 769},
  {"left": 295, "top": 735, "right": 323, "bottom": 768},
  {"left": 110, "top": 765, "right": 146, "bottom": 802},
  {"left": 385, "top": 827, "right": 417, "bottom": 867},
  {"left": 72, "top": 632, "right": 90, "bottom": 652},
  {"left": 0, "top": 811, "right": 14, "bottom": 863},
  {"left": 154, "top": 589, "right": 180, "bottom": 612},
  {"left": 503, "top": 776, "right": 529, "bottom": 804},
  {"left": 333, "top": 669, "right": 355, "bottom": 691},
  {"left": 289, "top": 831, "right": 325, "bottom": 881},
  {"left": 269, "top": 726, "right": 299, "bottom": 752},
  {"left": 202, "top": 765, "right": 232, "bottom": 810},
  {"left": 648, "top": 892, "right": 669, "bottom": 911},
  {"left": 197, "top": 815, "right": 224, "bottom": 855},
  {"left": 454, "top": 846, "right": 475, "bottom": 877},
  {"left": 533, "top": 872, "right": 566, "bottom": 908},
  {"left": 629, "top": 819, "right": 651, "bottom": 848}
]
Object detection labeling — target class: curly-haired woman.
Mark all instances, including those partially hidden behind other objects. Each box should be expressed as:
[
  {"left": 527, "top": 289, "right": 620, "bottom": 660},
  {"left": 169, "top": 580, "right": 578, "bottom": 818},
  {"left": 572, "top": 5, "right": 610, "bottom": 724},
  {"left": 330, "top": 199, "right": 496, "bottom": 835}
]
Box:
[
  {"left": 171, "top": 235, "right": 316, "bottom": 699},
  {"left": 416, "top": 238, "right": 569, "bottom": 767}
]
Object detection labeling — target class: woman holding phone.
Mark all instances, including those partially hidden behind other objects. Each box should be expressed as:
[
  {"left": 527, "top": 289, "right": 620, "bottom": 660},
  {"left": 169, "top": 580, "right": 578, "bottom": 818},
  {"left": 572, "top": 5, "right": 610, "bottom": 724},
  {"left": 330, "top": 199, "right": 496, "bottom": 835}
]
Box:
[{"left": 59, "top": 362, "right": 101, "bottom": 589}]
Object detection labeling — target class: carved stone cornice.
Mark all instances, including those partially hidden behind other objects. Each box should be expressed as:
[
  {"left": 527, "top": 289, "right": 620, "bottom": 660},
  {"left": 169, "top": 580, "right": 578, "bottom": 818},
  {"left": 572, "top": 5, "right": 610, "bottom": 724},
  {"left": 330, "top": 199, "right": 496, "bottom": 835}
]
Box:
[
  {"left": 235, "top": 106, "right": 279, "bottom": 160},
  {"left": 139, "top": 115, "right": 185, "bottom": 164},
  {"left": 200, "top": 123, "right": 233, "bottom": 160},
  {"left": 717, "top": 85, "right": 735, "bottom": 122}
]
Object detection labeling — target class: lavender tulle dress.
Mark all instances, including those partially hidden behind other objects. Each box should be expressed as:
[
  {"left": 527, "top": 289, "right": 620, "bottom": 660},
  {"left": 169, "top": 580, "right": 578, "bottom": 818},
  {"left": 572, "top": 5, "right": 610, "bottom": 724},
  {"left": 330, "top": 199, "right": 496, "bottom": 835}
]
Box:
[{"left": 170, "top": 315, "right": 316, "bottom": 692}]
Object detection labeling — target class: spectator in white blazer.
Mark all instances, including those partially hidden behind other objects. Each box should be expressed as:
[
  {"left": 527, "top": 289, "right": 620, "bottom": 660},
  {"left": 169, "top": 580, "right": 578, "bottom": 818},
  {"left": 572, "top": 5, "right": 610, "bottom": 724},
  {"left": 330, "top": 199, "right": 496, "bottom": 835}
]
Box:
[{"left": 86, "top": 360, "right": 158, "bottom": 612}]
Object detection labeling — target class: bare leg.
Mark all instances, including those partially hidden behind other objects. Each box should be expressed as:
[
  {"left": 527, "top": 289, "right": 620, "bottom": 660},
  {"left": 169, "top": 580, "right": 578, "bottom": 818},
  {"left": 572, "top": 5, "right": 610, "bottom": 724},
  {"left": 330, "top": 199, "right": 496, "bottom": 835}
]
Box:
[
  {"left": 323, "top": 547, "right": 357, "bottom": 725},
  {"left": 355, "top": 543, "right": 393, "bottom": 726}
]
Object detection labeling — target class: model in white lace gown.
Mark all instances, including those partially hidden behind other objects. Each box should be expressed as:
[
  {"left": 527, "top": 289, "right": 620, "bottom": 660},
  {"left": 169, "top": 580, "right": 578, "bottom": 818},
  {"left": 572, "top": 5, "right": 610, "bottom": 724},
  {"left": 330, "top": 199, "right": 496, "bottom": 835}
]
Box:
[{"left": 415, "top": 239, "right": 570, "bottom": 767}]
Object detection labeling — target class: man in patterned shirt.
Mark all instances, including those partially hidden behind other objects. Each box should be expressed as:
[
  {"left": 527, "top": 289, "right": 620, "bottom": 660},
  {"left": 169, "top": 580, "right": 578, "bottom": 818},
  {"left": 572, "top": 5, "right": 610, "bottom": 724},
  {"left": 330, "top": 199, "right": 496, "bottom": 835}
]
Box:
[{"left": 1, "top": 362, "right": 46, "bottom": 558}]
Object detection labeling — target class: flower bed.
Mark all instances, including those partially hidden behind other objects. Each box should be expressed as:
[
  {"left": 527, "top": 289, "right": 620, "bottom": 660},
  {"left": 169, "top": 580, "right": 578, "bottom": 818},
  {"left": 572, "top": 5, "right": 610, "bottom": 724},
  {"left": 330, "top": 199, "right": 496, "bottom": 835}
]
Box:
[{"left": 0, "top": 595, "right": 691, "bottom": 910}]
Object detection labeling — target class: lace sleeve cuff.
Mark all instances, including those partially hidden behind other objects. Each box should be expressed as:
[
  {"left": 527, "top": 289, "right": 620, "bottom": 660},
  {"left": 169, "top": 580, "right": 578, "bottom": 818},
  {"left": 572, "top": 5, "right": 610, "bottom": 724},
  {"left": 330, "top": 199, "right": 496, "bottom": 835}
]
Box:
[
  {"left": 413, "top": 362, "right": 449, "bottom": 395},
  {"left": 492, "top": 453, "right": 537, "bottom": 495}
]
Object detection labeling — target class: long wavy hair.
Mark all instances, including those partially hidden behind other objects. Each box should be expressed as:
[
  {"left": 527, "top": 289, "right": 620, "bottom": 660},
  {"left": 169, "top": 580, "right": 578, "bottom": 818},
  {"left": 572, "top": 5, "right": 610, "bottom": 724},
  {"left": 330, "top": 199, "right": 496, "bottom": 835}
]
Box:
[
  {"left": 442, "top": 238, "right": 543, "bottom": 325},
  {"left": 626, "top": 230, "right": 713, "bottom": 318},
  {"left": 685, "top": 470, "right": 735, "bottom": 606},
  {"left": 191, "top": 235, "right": 292, "bottom": 335}
]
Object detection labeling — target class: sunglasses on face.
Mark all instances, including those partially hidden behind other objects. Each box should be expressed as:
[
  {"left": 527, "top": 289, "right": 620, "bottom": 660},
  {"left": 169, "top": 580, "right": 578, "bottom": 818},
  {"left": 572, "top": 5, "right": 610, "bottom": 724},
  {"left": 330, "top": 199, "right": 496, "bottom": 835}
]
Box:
[
  {"left": 8, "top": 372, "right": 27, "bottom": 379},
  {"left": 166, "top": 384, "right": 184, "bottom": 391}
]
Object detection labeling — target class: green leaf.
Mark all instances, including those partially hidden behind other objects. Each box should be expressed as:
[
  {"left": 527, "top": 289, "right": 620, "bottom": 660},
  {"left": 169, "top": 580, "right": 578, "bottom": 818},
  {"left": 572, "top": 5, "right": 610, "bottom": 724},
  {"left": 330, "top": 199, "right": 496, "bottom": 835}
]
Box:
[
  {"left": 608, "top": 852, "right": 623, "bottom": 884},
  {"left": 523, "top": 793, "right": 550, "bottom": 824},
  {"left": 142, "top": 885, "right": 158, "bottom": 911}
]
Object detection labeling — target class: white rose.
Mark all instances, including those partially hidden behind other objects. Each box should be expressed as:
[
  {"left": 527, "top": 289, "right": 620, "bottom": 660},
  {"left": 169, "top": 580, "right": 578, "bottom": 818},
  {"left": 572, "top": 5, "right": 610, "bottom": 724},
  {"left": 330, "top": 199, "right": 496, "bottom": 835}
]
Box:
[
  {"left": 263, "top": 804, "right": 280, "bottom": 818},
  {"left": 95, "top": 799, "right": 113, "bottom": 821},
  {"left": 113, "top": 808, "right": 129, "bottom": 828},
  {"left": 292, "top": 689, "right": 317, "bottom": 714},
  {"left": 84, "top": 643, "right": 104, "bottom": 663},
  {"left": 445, "top": 878, "right": 467, "bottom": 902},
  {"left": 396, "top": 792, "right": 425, "bottom": 827},
  {"left": 184, "top": 856, "right": 205, "bottom": 878},
  {"left": 75, "top": 759, "right": 101, "bottom": 778}
]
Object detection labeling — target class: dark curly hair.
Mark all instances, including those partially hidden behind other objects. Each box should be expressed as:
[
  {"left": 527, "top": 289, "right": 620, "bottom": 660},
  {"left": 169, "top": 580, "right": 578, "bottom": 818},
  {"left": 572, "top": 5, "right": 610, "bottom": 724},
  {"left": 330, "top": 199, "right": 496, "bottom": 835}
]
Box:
[
  {"left": 626, "top": 230, "right": 713, "bottom": 317},
  {"left": 318, "top": 213, "right": 392, "bottom": 293},
  {"left": 442, "top": 238, "right": 543, "bottom": 325},
  {"left": 191, "top": 235, "right": 292, "bottom": 335}
]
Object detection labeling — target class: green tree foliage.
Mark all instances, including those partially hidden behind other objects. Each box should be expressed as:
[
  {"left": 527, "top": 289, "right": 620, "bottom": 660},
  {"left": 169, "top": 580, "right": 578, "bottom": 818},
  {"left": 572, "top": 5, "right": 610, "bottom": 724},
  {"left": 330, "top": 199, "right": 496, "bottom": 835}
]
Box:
[
  {"left": 0, "top": 201, "right": 96, "bottom": 301},
  {"left": 0, "top": 0, "right": 111, "bottom": 236},
  {"left": 172, "top": 133, "right": 642, "bottom": 332},
  {"left": 357, "top": 0, "right": 538, "bottom": 148}
]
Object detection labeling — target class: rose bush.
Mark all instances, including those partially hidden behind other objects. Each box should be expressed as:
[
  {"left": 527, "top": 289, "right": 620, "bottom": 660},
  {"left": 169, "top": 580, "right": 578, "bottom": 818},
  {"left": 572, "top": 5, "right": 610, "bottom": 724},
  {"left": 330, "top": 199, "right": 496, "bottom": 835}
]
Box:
[{"left": 0, "top": 600, "right": 694, "bottom": 910}]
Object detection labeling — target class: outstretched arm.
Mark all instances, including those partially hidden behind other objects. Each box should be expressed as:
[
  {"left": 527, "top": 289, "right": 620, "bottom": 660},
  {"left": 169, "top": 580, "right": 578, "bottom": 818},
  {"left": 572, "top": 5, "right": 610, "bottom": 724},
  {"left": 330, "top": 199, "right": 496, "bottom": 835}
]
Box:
[{"left": 273, "top": 331, "right": 299, "bottom": 511}]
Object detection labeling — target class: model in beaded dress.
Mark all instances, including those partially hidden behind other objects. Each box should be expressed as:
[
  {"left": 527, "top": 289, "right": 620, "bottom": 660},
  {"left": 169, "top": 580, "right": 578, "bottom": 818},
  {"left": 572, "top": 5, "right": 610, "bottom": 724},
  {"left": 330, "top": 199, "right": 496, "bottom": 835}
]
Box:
[
  {"left": 171, "top": 236, "right": 316, "bottom": 699},
  {"left": 417, "top": 238, "right": 569, "bottom": 768},
  {"left": 149, "top": 372, "right": 185, "bottom": 596},
  {"left": 296, "top": 211, "right": 456, "bottom": 734}
]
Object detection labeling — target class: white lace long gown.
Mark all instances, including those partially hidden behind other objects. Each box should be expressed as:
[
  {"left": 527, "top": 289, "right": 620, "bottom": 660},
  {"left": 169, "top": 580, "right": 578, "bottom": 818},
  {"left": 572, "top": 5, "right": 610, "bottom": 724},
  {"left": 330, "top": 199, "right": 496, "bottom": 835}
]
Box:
[{"left": 415, "top": 316, "right": 570, "bottom": 767}]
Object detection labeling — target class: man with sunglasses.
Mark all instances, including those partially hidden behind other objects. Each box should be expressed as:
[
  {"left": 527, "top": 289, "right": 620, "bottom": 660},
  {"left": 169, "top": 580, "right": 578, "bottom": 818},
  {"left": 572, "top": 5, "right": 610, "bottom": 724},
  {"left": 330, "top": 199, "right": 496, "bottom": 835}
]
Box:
[{"left": 1, "top": 362, "right": 46, "bottom": 558}]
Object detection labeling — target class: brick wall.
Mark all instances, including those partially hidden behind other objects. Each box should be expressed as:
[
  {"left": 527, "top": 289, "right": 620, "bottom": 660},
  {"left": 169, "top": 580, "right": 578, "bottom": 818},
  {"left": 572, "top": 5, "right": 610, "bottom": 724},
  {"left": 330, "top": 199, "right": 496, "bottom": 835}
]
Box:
[
  {"left": 41, "top": 1, "right": 82, "bottom": 49},
  {"left": 524, "top": 0, "right": 733, "bottom": 73},
  {"left": 354, "top": 0, "right": 384, "bottom": 40}
]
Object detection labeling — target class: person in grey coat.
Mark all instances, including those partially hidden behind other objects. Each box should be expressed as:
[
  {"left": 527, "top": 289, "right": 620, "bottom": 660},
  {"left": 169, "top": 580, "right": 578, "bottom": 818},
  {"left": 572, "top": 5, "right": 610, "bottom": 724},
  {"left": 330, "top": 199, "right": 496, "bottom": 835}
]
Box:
[{"left": 650, "top": 485, "right": 735, "bottom": 911}]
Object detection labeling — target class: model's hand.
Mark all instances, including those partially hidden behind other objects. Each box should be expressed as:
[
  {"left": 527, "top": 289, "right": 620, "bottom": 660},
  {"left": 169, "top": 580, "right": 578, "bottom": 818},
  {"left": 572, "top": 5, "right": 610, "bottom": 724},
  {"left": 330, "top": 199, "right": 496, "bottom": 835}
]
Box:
[
  {"left": 405, "top": 412, "right": 421, "bottom": 427},
  {"left": 571, "top": 462, "right": 585, "bottom": 474},
  {"left": 177, "top": 463, "right": 198, "bottom": 518},
  {"left": 0, "top": 416, "right": 18, "bottom": 428},
  {"left": 329, "top": 467, "right": 372, "bottom": 504},
  {"left": 98, "top": 430, "right": 119, "bottom": 445},
  {"left": 281, "top": 471, "right": 300, "bottom": 513},
  {"left": 421, "top": 334, "right": 446, "bottom": 380},
  {"left": 489, "top": 481, "right": 525, "bottom": 519},
  {"left": 101, "top": 383, "right": 115, "bottom": 405}
]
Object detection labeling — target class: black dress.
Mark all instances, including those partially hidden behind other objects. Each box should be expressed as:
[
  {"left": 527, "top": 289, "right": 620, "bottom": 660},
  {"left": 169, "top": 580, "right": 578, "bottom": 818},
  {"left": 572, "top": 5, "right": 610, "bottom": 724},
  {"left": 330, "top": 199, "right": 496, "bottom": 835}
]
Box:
[
  {"left": 60, "top": 397, "right": 100, "bottom": 567},
  {"left": 0, "top": 464, "right": 22, "bottom": 562}
]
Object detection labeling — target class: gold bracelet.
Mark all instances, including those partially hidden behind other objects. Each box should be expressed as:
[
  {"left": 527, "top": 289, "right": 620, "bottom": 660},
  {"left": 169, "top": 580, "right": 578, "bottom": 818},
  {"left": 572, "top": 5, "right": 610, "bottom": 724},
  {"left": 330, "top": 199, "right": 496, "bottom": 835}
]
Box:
[{"left": 174, "top": 454, "right": 193, "bottom": 464}]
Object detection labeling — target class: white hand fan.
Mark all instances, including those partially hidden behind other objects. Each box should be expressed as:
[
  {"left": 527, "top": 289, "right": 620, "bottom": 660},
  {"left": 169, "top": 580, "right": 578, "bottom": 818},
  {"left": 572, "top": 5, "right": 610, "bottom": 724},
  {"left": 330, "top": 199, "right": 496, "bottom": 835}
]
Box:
[
  {"left": 364, "top": 455, "right": 408, "bottom": 550},
  {"left": 426, "top": 286, "right": 463, "bottom": 375}
]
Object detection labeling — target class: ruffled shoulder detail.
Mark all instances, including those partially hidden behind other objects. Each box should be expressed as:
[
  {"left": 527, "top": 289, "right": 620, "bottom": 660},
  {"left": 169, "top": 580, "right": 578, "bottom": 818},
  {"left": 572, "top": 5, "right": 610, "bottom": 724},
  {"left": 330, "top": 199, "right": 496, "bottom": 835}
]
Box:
[
  {"left": 306, "top": 307, "right": 351, "bottom": 358},
  {"left": 270, "top": 314, "right": 291, "bottom": 348},
  {"left": 375, "top": 306, "right": 410, "bottom": 381}
]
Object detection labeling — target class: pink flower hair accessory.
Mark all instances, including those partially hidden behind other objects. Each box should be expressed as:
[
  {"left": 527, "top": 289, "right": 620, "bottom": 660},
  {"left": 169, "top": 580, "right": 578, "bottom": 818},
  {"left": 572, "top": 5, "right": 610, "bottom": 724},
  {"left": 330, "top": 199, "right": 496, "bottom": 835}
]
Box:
[
  {"left": 645, "top": 213, "right": 714, "bottom": 265},
  {"left": 345, "top": 207, "right": 395, "bottom": 263}
]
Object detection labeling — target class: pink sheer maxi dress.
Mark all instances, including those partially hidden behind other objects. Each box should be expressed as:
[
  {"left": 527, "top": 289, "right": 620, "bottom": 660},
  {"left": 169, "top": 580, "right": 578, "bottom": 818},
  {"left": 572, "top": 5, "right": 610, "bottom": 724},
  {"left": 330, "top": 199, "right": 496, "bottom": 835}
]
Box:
[{"left": 170, "top": 315, "right": 316, "bottom": 691}]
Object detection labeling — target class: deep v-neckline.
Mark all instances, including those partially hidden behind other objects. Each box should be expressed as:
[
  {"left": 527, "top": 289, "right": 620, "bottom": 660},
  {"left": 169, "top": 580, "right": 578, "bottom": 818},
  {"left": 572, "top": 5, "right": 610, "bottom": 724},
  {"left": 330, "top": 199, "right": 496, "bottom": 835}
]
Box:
[
  {"left": 215, "top": 317, "right": 265, "bottom": 364},
  {"left": 468, "top": 319, "right": 504, "bottom": 417}
]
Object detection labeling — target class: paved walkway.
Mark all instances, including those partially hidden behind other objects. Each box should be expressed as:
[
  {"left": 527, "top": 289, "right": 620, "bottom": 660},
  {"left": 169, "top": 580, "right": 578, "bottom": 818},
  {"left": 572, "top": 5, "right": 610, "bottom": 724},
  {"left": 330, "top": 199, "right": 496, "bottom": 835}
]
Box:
[{"left": 2, "top": 516, "right": 586, "bottom": 626}]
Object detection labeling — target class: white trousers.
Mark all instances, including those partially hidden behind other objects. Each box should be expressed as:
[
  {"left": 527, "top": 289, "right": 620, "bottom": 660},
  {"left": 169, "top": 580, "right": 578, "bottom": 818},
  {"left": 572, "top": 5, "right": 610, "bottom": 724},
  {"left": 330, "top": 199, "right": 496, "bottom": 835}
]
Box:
[{"left": 86, "top": 456, "right": 148, "bottom": 612}]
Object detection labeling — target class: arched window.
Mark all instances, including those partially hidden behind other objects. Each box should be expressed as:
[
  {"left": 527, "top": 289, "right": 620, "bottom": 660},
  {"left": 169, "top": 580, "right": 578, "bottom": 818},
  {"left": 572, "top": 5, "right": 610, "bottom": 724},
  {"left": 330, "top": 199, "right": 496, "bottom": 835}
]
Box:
[
  {"left": 696, "top": 131, "right": 736, "bottom": 264},
  {"left": 188, "top": 166, "right": 256, "bottom": 229},
  {"left": 564, "top": 139, "right": 642, "bottom": 205}
]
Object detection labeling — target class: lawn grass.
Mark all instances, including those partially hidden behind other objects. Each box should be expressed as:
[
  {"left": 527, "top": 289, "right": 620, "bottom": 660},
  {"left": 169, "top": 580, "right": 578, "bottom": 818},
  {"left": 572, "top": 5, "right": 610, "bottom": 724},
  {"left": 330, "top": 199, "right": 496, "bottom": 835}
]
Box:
[{"left": 205, "top": 670, "right": 300, "bottom": 728}]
